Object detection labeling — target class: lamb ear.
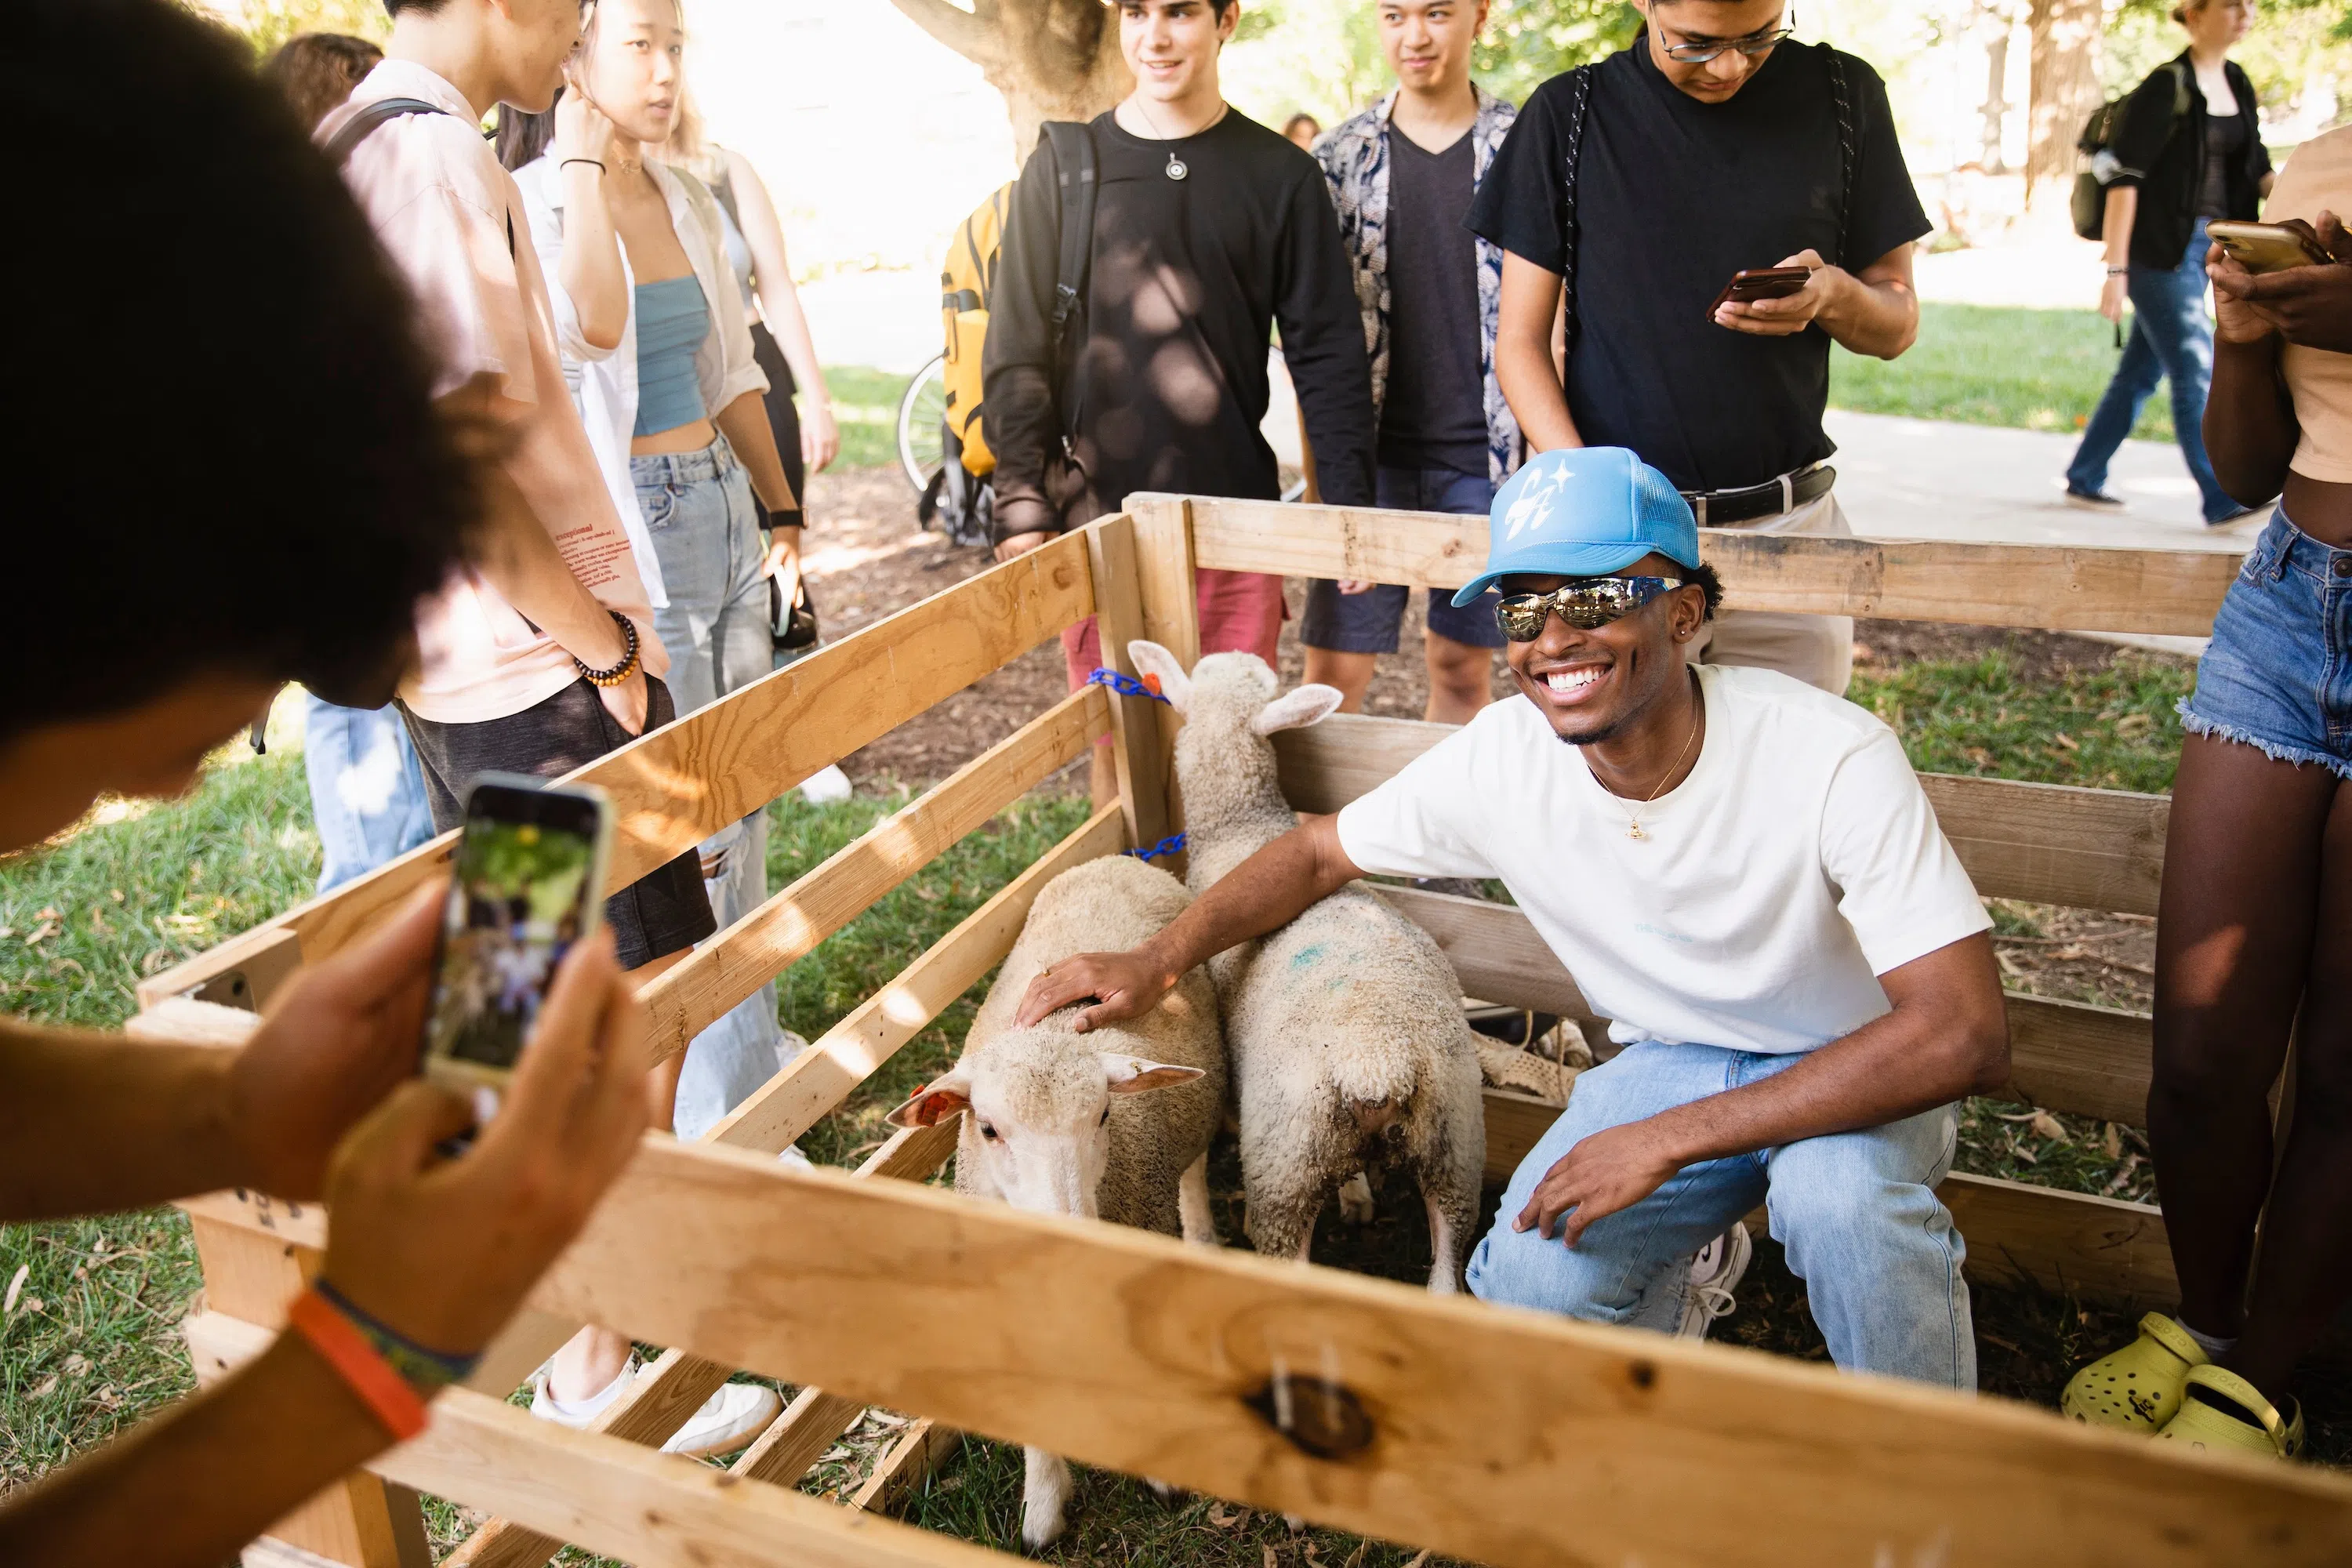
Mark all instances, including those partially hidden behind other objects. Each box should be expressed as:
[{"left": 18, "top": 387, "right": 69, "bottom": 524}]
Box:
[
  {"left": 884, "top": 1067, "right": 974, "bottom": 1128},
  {"left": 1249, "top": 684, "right": 1345, "bottom": 736},
  {"left": 1100, "top": 1054, "right": 1208, "bottom": 1095},
  {"left": 1123, "top": 641, "right": 1192, "bottom": 714}
]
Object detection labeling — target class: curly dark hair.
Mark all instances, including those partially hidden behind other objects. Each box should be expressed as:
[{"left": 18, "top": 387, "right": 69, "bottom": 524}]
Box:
[
  {"left": 14, "top": 0, "right": 479, "bottom": 736},
  {"left": 1685, "top": 560, "right": 1725, "bottom": 620},
  {"left": 263, "top": 31, "right": 382, "bottom": 130}
]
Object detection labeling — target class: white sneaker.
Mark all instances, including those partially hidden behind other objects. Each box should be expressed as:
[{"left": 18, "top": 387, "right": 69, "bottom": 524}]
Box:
[
  {"left": 1674, "top": 1222, "right": 1752, "bottom": 1341},
  {"left": 529, "top": 1353, "right": 642, "bottom": 1428},
  {"left": 660, "top": 1380, "right": 782, "bottom": 1457},
  {"left": 800, "top": 764, "right": 853, "bottom": 804},
  {"left": 777, "top": 1144, "right": 815, "bottom": 1171}
]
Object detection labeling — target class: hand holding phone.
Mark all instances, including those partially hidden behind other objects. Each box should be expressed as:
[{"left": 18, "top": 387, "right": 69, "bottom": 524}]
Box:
[
  {"left": 2208, "top": 220, "right": 2336, "bottom": 275},
  {"left": 421, "top": 775, "right": 615, "bottom": 1098},
  {"left": 1708, "top": 266, "right": 1813, "bottom": 319}
]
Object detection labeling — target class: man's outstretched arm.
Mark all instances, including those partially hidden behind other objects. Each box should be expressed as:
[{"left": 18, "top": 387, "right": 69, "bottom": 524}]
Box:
[
  {"left": 1016, "top": 815, "right": 1363, "bottom": 1029},
  {"left": 1516, "top": 931, "right": 2009, "bottom": 1246}
]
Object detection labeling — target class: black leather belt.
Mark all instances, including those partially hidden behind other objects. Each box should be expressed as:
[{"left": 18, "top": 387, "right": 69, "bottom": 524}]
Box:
[{"left": 1682, "top": 463, "right": 1835, "bottom": 526}]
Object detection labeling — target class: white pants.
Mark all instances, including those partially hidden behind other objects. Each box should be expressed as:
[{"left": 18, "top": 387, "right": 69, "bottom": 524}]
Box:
[{"left": 1689, "top": 489, "right": 1855, "bottom": 697}]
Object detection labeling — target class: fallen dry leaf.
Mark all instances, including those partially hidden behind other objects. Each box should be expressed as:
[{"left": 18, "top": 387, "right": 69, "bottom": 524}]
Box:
[
  {"left": 2027, "top": 1110, "right": 2067, "bottom": 1143},
  {"left": 1207, "top": 1503, "right": 1244, "bottom": 1530},
  {"left": 27, "top": 1374, "right": 57, "bottom": 1399},
  {"left": 4, "top": 1263, "right": 26, "bottom": 1315},
  {"left": 2102, "top": 1123, "right": 2124, "bottom": 1160}
]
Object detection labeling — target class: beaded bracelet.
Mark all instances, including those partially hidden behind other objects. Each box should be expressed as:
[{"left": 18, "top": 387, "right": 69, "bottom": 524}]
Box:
[
  {"left": 573, "top": 609, "right": 641, "bottom": 688},
  {"left": 314, "top": 1278, "right": 481, "bottom": 1393}
]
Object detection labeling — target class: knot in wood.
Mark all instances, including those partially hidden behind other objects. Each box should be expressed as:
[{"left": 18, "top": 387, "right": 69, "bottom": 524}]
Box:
[{"left": 1243, "top": 1370, "right": 1375, "bottom": 1461}]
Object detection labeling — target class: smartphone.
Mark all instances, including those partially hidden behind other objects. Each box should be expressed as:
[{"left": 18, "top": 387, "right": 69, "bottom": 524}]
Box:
[
  {"left": 1708, "top": 266, "right": 1813, "bottom": 318},
  {"left": 2208, "top": 221, "right": 2333, "bottom": 274},
  {"left": 420, "top": 774, "right": 614, "bottom": 1096}
]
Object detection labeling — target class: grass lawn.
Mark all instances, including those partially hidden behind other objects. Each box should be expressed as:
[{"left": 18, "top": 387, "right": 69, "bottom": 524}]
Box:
[
  {"left": 9, "top": 637, "right": 2339, "bottom": 1560},
  {"left": 820, "top": 364, "right": 915, "bottom": 473},
  {"left": 1831, "top": 301, "right": 2174, "bottom": 445}
]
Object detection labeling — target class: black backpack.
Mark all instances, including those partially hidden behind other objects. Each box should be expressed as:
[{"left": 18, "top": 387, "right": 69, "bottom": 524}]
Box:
[
  {"left": 2071, "top": 62, "right": 2190, "bottom": 242},
  {"left": 1552, "top": 51, "right": 1857, "bottom": 358}
]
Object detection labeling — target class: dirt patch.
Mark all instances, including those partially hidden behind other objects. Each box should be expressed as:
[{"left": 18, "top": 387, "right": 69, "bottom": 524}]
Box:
[{"left": 800, "top": 469, "right": 2183, "bottom": 791}]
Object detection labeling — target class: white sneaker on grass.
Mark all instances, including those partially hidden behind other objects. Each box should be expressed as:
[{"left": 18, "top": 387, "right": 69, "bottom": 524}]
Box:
[
  {"left": 532, "top": 1356, "right": 782, "bottom": 1458},
  {"left": 800, "top": 764, "right": 854, "bottom": 804}
]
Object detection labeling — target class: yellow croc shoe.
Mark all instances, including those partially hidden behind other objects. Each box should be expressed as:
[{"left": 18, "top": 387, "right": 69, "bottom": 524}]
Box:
[
  {"left": 2154, "top": 1366, "right": 2305, "bottom": 1460},
  {"left": 2060, "top": 1312, "right": 2209, "bottom": 1433}
]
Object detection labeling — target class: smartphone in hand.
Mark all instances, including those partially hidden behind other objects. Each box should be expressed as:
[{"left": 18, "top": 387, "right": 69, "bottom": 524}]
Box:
[
  {"left": 1708, "top": 266, "right": 1813, "bottom": 319},
  {"left": 420, "top": 775, "right": 614, "bottom": 1097},
  {"left": 2208, "top": 221, "right": 2336, "bottom": 274}
]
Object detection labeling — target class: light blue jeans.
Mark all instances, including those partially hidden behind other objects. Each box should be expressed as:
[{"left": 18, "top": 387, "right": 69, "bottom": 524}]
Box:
[
  {"left": 302, "top": 695, "right": 435, "bottom": 892},
  {"left": 634, "top": 434, "right": 791, "bottom": 1142},
  {"left": 1466, "top": 1040, "right": 1976, "bottom": 1389},
  {"left": 2066, "top": 216, "right": 2239, "bottom": 523}
]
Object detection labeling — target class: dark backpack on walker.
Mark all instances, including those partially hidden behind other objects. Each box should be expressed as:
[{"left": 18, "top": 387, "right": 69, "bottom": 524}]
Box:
[{"left": 2071, "top": 62, "right": 2190, "bottom": 242}]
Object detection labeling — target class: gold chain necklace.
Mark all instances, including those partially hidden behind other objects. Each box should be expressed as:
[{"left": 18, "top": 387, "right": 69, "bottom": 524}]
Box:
[{"left": 1605, "top": 691, "right": 1701, "bottom": 841}]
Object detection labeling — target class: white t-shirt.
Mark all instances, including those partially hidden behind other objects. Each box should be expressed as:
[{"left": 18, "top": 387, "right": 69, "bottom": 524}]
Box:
[{"left": 1335, "top": 665, "right": 1991, "bottom": 1055}]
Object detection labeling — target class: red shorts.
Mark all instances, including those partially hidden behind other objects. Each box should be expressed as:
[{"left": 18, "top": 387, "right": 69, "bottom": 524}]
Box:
[{"left": 1062, "top": 567, "right": 1287, "bottom": 690}]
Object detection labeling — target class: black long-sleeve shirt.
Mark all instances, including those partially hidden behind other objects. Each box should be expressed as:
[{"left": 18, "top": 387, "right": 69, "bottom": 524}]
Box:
[
  {"left": 982, "top": 109, "right": 1376, "bottom": 539},
  {"left": 2107, "top": 52, "right": 2270, "bottom": 271}
]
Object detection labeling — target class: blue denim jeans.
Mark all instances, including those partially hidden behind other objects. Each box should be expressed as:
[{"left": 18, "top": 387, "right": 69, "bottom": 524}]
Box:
[
  {"left": 1466, "top": 1040, "right": 1976, "bottom": 1389},
  {"left": 302, "top": 695, "right": 434, "bottom": 892},
  {"left": 1300, "top": 465, "right": 1505, "bottom": 653},
  {"left": 2181, "top": 507, "right": 2352, "bottom": 779},
  {"left": 633, "top": 434, "right": 790, "bottom": 1141},
  {"left": 2066, "top": 216, "right": 2238, "bottom": 522}
]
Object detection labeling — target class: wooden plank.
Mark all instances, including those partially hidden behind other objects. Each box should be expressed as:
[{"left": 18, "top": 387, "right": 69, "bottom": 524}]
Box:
[
  {"left": 1998, "top": 995, "right": 2154, "bottom": 1127},
  {"left": 1922, "top": 774, "right": 2168, "bottom": 917},
  {"left": 1084, "top": 514, "right": 1174, "bottom": 851},
  {"left": 850, "top": 1421, "right": 964, "bottom": 1516},
  {"left": 140, "top": 535, "right": 1095, "bottom": 1008},
  {"left": 734, "top": 1385, "right": 866, "bottom": 1486},
  {"left": 1125, "top": 495, "right": 1201, "bottom": 874},
  {"left": 184, "top": 1313, "right": 1019, "bottom": 1568},
  {"left": 637, "top": 686, "right": 1110, "bottom": 1062},
  {"left": 701, "top": 805, "right": 1127, "bottom": 1155},
  {"left": 1275, "top": 713, "right": 2171, "bottom": 915},
  {"left": 1181, "top": 495, "right": 2237, "bottom": 635},
  {"left": 519, "top": 1138, "right": 2352, "bottom": 1568},
  {"left": 1480, "top": 1087, "right": 1566, "bottom": 1185}
]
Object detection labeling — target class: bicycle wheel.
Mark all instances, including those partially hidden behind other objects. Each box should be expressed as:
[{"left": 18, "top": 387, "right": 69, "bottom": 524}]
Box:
[{"left": 896, "top": 352, "right": 948, "bottom": 494}]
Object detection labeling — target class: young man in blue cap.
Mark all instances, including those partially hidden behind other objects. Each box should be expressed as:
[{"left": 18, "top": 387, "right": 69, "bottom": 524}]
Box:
[{"left": 1014, "top": 448, "right": 2010, "bottom": 1388}]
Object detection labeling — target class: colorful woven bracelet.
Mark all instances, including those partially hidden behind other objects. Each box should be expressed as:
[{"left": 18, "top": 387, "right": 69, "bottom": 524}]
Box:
[
  {"left": 285, "top": 1288, "right": 430, "bottom": 1441},
  {"left": 313, "top": 1279, "right": 481, "bottom": 1396}
]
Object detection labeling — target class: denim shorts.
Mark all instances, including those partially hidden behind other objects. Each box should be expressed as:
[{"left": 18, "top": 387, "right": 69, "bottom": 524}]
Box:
[
  {"left": 1300, "top": 465, "right": 1504, "bottom": 653},
  {"left": 2181, "top": 508, "right": 2352, "bottom": 779}
]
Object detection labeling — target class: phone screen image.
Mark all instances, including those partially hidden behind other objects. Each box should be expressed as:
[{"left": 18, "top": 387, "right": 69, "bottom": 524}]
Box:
[{"left": 423, "top": 785, "right": 606, "bottom": 1084}]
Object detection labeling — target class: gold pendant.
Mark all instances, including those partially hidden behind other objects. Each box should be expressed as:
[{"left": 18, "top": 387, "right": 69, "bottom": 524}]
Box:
[{"left": 1627, "top": 822, "right": 1647, "bottom": 840}]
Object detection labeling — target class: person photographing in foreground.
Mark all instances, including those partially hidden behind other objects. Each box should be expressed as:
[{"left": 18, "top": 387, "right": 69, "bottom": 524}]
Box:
[{"left": 1018, "top": 448, "right": 2010, "bottom": 1388}]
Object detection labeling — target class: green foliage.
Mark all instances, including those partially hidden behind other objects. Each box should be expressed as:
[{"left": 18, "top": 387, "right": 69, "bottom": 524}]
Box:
[
  {"left": 822, "top": 364, "right": 915, "bottom": 471},
  {"left": 220, "top": 0, "right": 390, "bottom": 57},
  {"left": 1831, "top": 302, "right": 2174, "bottom": 444},
  {"left": 1472, "top": 0, "right": 1642, "bottom": 103},
  {"left": 1848, "top": 646, "right": 2194, "bottom": 794}
]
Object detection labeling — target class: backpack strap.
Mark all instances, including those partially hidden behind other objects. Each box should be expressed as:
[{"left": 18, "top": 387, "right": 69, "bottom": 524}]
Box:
[
  {"left": 322, "top": 96, "right": 517, "bottom": 260},
  {"left": 1557, "top": 64, "right": 1596, "bottom": 361},
  {"left": 321, "top": 96, "right": 450, "bottom": 165},
  {"left": 1040, "top": 121, "right": 1099, "bottom": 436},
  {"left": 1826, "top": 52, "right": 1857, "bottom": 267}
]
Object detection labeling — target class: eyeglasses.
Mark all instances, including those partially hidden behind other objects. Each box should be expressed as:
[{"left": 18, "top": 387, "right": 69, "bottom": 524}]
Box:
[
  {"left": 1659, "top": 9, "right": 1795, "bottom": 64},
  {"left": 1493, "top": 577, "right": 1686, "bottom": 641}
]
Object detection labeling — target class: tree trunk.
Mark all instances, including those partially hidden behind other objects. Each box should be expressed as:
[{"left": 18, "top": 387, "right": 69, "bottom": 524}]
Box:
[
  {"left": 890, "top": 0, "right": 1132, "bottom": 165},
  {"left": 1980, "top": 27, "right": 2009, "bottom": 172},
  {"left": 2024, "top": 0, "right": 2101, "bottom": 209}
]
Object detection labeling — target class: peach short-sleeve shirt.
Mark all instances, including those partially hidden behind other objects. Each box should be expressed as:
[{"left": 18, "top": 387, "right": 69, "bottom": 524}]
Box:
[
  {"left": 319, "top": 61, "right": 664, "bottom": 723},
  {"left": 2263, "top": 127, "right": 2352, "bottom": 485}
]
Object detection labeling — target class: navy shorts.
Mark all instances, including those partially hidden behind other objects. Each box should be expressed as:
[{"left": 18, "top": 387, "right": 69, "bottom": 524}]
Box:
[{"left": 1301, "top": 465, "right": 1505, "bottom": 654}]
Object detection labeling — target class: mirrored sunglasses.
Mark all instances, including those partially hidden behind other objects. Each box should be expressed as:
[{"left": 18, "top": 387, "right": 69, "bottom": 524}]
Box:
[{"left": 1493, "top": 576, "right": 1686, "bottom": 641}]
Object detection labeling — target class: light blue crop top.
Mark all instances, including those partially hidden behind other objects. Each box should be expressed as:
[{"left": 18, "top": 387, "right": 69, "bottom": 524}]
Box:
[{"left": 633, "top": 274, "right": 710, "bottom": 437}]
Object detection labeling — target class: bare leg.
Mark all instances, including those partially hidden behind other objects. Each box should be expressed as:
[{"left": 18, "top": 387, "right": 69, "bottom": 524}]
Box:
[
  {"left": 1177, "top": 1152, "right": 1220, "bottom": 1245},
  {"left": 1423, "top": 630, "right": 1494, "bottom": 726},
  {"left": 2222, "top": 776, "right": 2352, "bottom": 1404},
  {"left": 1021, "top": 1446, "right": 1073, "bottom": 1551},
  {"left": 2150, "top": 735, "right": 2336, "bottom": 1343},
  {"left": 1302, "top": 647, "right": 1376, "bottom": 714}
]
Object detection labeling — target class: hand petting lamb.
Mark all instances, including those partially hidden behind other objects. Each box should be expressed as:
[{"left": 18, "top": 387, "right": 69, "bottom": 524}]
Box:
[
  {"left": 885, "top": 852, "right": 1225, "bottom": 1550},
  {"left": 1126, "top": 641, "right": 1485, "bottom": 1293}
]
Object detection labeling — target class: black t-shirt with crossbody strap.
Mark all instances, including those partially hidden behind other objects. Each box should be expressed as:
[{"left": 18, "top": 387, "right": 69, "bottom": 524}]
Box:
[{"left": 1468, "top": 37, "right": 1928, "bottom": 494}]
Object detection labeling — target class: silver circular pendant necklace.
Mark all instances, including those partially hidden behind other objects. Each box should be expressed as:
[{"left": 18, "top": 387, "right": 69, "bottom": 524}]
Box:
[{"left": 1132, "top": 99, "right": 1227, "bottom": 181}]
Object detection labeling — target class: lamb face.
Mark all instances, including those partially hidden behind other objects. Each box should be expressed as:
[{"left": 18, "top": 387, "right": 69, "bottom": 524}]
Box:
[{"left": 886, "top": 1029, "right": 1203, "bottom": 1221}]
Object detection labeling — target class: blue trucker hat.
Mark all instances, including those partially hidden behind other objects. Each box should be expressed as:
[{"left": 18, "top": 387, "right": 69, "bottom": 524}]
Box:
[{"left": 1450, "top": 447, "right": 1700, "bottom": 607}]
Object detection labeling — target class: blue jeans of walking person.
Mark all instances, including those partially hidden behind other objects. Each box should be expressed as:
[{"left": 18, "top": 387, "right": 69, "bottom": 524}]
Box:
[
  {"left": 2066, "top": 216, "right": 2241, "bottom": 524},
  {"left": 302, "top": 695, "right": 434, "bottom": 892},
  {"left": 635, "top": 434, "right": 792, "bottom": 1142},
  {"left": 1466, "top": 1039, "right": 1976, "bottom": 1389}
]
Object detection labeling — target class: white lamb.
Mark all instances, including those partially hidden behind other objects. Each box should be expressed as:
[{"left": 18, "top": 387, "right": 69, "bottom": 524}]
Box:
[
  {"left": 1127, "top": 641, "right": 1485, "bottom": 1293},
  {"left": 885, "top": 852, "right": 1225, "bottom": 1550}
]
